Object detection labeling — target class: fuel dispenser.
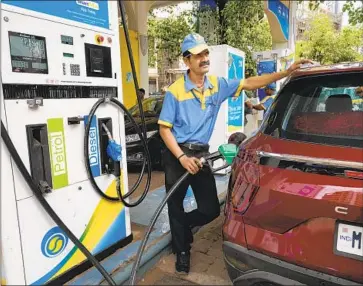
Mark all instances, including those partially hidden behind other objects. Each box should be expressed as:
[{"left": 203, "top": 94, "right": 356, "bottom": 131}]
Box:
[
  {"left": 252, "top": 48, "right": 294, "bottom": 124},
  {"left": 253, "top": 48, "right": 294, "bottom": 100},
  {"left": 1, "top": 1, "right": 136, "bottom": 284},
  {"left": 208, "top": 45, "right": 246, "bottom": 174}
]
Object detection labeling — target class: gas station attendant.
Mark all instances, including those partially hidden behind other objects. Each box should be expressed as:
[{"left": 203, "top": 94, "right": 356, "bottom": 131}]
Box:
[{"left": 158, "top": 33, "right": 312, "bottom": 274}]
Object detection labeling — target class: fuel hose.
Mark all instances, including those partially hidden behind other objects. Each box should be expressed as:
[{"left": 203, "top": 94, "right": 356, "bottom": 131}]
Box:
[
  {"left": 0, "top": 1, "right": 216, "bottom": 285},
  {"left": 0, "top": 121, "right": 117, "bottom": 286},
  {"left": 118, "top": 0, "right": 152, "bottom": 195},
  {"left": 2, "top": 117, "right": 226, "bottom": 285},
  {"left": 129, "top": 152, "right": 223, "bottom": 285},
  {"left": 128, "top": 171, "right": 190, "bottom": 285},
  {"left": 84, "top": 97, "right": 152, "bottom": 207},
  {"left": 84, "top": 0, "right": 152, "bottom": 206}
]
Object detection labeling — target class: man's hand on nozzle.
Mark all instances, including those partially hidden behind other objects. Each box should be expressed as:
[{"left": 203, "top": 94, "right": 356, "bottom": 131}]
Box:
[
  {"left": 179, "top": 155, "right": 203, "bottom": 175},
  {"left": 286, "top": 59, "right": 314, "bottom": 74}
]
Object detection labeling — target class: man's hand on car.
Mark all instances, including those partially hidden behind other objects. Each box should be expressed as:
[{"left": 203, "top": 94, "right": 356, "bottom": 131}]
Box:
[
  {"left": 180, "top": 156, "right": 203, "bottom": 175},
  {"left": 287, "top": 59, "right": 314, "bottom": 74}
]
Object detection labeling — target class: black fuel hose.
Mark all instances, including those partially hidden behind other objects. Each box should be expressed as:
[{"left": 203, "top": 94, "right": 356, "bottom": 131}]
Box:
[
  {"left": 1, "top": 2, "right": 191, "bottom": 285},
  {"left": 1, "top": 121, "right": 117, "bottom": 286},
  {"left": 118, "top": 0, "right": 153, "bottom": 201},
  {"left": 84, "top": 0, "right": 153, "bottom": 206},
  {"left": 2, "top": 116, "right": 224, "bottom": 285},
  {"left": 118, "top": 0, "right": 147, "bottom": 139},
  {"left": 84, "top": 97, "right": 152, "bottom": 207},
  {"left": 128, "top": 171, "right": 189, "bottom": 285},
  {"left": 128, "top": 152, "right": 225, "bottom": 285}
]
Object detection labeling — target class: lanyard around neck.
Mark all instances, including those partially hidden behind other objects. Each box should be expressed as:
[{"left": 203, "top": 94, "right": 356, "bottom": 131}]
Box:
[
  {"left": 190, "top": 89, "right": 201, "bottom": 102},
  {"left": 190, "top": 89, "right": 206, "bottom": 110}
]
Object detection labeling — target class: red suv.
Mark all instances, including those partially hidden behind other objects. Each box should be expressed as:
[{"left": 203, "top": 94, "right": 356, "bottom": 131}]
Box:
[{"left": 223, "top": 62, "right": 363, "bottom": 285}]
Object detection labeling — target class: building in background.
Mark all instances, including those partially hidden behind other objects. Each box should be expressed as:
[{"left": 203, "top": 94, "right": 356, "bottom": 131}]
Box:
[
  {"left": 148, "top": 37, "right": 159, "bottom": 95},
  {"left": 148, "top": 48, "right": 186, "bottom": 94},
  {"left": 148, "top": 66, "right": 159, "bottom": 95},
  {"left": 296, "top": 1, "right": 343, "bottom": 41},
  {"left": 164, "top": 58, "right": 188, "bottom": 86}
]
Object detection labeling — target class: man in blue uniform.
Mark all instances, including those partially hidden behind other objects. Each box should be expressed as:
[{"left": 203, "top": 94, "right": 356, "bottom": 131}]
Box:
[
  {"left": 260, "top": 82, "right": 277, "bottom": 114},
  {"left": 243, "top": 83, "right": 277, "bottom": 120},
  {"left": 158, "top": 33, "right": 311, "bottom": 274}
]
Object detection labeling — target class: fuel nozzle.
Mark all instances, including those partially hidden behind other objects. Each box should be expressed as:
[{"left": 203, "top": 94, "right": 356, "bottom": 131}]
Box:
[
  {"left": 201, "top": 144, "right": 239, "bottom": 174},
  {"left": 102, "top": 123, "right": 122, "bottom": 177}
]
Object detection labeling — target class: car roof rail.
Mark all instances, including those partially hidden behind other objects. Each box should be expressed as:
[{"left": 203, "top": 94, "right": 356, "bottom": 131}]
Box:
[{"left": 300, "top": 61, "right": 321, "bottom": 69}]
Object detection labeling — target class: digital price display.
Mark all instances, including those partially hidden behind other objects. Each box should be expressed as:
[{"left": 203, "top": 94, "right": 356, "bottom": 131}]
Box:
[{"left": 9, "top": 31, "right": 48, "bottom": 74}]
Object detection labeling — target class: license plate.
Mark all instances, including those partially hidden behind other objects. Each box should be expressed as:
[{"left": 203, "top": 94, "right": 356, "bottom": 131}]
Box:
[{"left": 334, "top": 222, "right": 363, "bottom": 261}]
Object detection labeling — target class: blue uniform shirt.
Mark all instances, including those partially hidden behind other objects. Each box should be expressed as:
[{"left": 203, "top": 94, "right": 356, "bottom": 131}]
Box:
[
  {"left": 260, "top": 94, "right": 276, "bottom": 116},
  {"left": 158, "top": 72, "right": 244, "bottom": 144}
]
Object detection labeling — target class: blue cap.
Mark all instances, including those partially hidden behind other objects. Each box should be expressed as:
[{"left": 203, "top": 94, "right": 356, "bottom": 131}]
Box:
[
  {"left": 181, "top": 33, "right": 209, "bottom": 55},
  {"left": 266, "top": 82, "right": 276, "bottom": 90}
]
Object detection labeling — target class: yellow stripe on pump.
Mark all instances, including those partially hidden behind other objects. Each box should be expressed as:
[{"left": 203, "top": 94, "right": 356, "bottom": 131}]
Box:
[{"left": 54, "top": 178, "right": 125, "bottom": 277}]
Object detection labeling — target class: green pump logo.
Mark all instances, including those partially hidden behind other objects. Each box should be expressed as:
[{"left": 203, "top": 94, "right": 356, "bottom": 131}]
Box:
[{"left": 41, "top": 227, "right": 69, "bottom": 258}]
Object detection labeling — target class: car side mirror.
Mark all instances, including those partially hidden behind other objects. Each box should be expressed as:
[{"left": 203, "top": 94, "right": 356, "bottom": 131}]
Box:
[{"left": 218, "top": 144, "right": 238, "bottom": 165}]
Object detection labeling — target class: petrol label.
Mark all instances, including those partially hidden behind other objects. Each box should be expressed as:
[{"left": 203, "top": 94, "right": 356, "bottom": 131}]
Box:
[
  {"left": 84, "top": 115, "right": 101, "bottom": 177},
  {"left": 47, "top": 118, "right": 69, "bottom": 189}
]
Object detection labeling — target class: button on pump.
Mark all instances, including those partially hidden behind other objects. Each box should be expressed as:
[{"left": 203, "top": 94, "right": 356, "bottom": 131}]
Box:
[{"left": 95, "top": 34, "right": 104, "bottom": 44}]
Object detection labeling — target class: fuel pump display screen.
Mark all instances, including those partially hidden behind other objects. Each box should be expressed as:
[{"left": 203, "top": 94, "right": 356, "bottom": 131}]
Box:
[
  {"left": 90, "top": 48, "right": 104, "bottom": 73},
  {"left": 85, "top": 43, "right": 112, "bottom": 78},
  {"left": 8, "top": 31, "right": 48, "bottom": 74}
]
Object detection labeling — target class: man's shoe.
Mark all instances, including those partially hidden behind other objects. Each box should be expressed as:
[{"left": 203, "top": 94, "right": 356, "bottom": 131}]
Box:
[{"left": 175, "top": 251, "right": 190, "bottom": 275}]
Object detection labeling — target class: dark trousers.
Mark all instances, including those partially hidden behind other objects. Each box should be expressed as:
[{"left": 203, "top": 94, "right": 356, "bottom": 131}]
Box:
[{"left": 163, "top": 146, "right": 220, "bottom": 254}]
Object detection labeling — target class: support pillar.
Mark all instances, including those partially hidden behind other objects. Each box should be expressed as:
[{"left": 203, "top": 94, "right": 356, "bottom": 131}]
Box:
[
  {"left": 265, "top": 0, "right": 297, "bottom": 51},
  {"left": 120, "top": 1, "right": 150, "bottom": 106}
]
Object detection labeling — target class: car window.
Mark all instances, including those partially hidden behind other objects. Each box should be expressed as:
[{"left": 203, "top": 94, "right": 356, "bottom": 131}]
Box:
[
  {"left": 317, "top": 87, "right": 363, "bottom": 111},
  {"left": 261, "top": 71, "right": 363, "bottom": 148},
  {"left": 129, "top": 97, "right": 164, "bottom": 116}
]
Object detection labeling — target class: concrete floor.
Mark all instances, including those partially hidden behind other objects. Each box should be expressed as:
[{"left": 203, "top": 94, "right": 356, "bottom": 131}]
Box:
[
  {"left": 127, "top": 169, "right": 165, "bottom": 242},
  {"left": 127, "top": 170, "right": 165, "bottom": 199}
]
